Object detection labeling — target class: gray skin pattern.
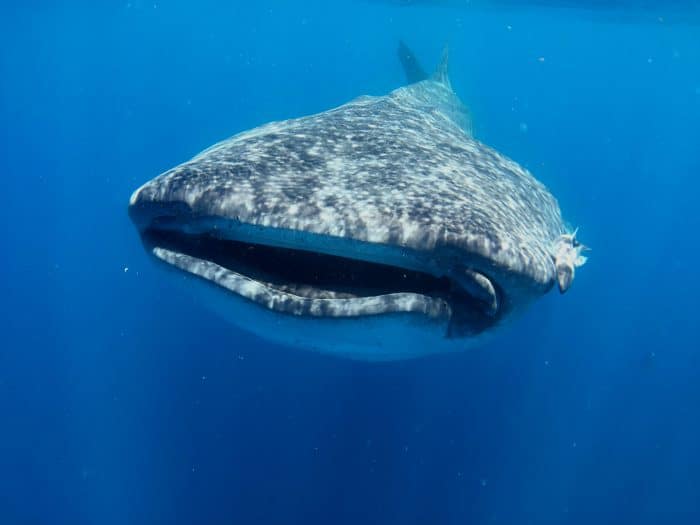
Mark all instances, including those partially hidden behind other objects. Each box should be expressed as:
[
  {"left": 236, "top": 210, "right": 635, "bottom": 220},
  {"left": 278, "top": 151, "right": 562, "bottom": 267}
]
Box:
[{"left": 129, "top": 48, "right": 587, "bottom": 360}]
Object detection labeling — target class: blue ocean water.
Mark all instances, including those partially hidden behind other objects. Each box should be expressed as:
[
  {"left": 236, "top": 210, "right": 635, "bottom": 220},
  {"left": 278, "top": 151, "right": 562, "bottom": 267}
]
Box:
[{"left": 1, "top": 1, "right": 699, "bottom": 523}]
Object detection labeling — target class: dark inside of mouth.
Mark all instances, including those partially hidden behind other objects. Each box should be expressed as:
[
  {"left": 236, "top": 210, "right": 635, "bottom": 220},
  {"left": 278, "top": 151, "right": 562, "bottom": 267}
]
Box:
[{"left": 142, "top": 228, "right": 500, "bottom": 336}]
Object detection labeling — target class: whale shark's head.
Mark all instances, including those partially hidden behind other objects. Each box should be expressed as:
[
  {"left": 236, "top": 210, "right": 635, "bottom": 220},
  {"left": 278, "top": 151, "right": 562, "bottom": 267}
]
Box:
[{"left": 128, "top": 44, "right": 585, "bottom": 360}]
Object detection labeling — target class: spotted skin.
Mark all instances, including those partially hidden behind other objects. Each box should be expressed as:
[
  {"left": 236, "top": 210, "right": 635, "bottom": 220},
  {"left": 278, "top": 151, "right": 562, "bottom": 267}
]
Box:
[{"left": 131, "top": 79, "right": 566, "bottom": 294}]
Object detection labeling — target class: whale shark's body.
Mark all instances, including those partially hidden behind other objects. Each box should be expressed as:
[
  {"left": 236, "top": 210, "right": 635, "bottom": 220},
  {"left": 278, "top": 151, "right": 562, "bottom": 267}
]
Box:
[{"left": 128, "top": 45, "right": 586, "bottom": 360}]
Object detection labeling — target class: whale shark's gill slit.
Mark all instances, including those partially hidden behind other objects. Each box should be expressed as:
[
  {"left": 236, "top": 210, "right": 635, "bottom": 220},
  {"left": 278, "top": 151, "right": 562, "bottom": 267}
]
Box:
[{"left": 141, "top": 227, "right": 499, "bottom": 336}]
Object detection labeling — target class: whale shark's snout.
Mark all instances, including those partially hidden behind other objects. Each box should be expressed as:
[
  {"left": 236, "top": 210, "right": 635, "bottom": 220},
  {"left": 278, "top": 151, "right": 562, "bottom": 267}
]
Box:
[{"left": 128, "top": 43, "right": 586, "bottom": 360}]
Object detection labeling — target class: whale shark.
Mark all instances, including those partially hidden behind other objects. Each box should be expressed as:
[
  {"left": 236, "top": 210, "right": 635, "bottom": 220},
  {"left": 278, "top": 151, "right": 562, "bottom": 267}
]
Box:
[{"left": 128, "top": 44, "right": 587, "bottom": 360}]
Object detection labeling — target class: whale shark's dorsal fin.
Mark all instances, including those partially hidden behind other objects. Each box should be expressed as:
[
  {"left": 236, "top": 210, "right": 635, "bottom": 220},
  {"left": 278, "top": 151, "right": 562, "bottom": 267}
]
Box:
[
  {"left": 398, "top": 40, "right": 428, "bottom": 84},
  {"left": 432, "top": 45, "right": 451, "bottom": 90},
  {"left": 396, "top": 41, "right": 469, "bottom": 135},
  {"left": 398, "top": 41, "right": 451, "bottom": 89}
]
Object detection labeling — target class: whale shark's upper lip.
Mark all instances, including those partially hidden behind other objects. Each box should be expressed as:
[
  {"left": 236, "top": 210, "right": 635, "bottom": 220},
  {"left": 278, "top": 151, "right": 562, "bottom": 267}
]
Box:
[{"left": 129, "top": 200, "right": 506, "bottom": 338}]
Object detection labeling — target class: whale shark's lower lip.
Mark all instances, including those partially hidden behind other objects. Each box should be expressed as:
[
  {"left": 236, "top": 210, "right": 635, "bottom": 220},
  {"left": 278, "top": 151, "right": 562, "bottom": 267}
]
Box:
[{"left": 136, "top": 218, "right": 503, "bottom": 338}]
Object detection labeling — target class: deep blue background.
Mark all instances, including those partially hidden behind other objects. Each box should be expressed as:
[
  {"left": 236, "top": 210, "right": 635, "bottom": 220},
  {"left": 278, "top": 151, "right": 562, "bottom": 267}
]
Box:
[{"left": 1, "top": 1, "right": 699, "bottom": 524}]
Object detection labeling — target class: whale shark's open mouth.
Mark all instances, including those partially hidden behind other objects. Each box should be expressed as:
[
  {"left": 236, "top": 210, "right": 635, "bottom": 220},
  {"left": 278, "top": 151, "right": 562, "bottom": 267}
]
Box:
[{"left": 135, "top": 215, "right": 504, "bottom": 338}]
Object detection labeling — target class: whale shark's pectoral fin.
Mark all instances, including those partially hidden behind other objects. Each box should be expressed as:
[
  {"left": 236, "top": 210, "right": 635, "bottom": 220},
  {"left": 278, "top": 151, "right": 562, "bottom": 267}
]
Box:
[
  {"left": 552, "top": 231, "right": 589, "bottom": 293},
  {"left": 453, "top": 268, "right": 499, "bottom": 317}
]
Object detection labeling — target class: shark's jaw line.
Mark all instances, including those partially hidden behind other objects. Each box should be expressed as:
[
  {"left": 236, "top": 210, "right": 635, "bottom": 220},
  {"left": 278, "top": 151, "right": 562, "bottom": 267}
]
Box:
[{"left": 137, "top": 213, "right": 504, "bottom": 338}]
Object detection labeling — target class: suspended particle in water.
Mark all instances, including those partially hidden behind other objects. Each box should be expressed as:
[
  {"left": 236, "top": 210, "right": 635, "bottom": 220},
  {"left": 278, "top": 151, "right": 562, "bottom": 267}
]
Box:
[{"left": 519, "top": 122, "right": 528, "bottom": 133}]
